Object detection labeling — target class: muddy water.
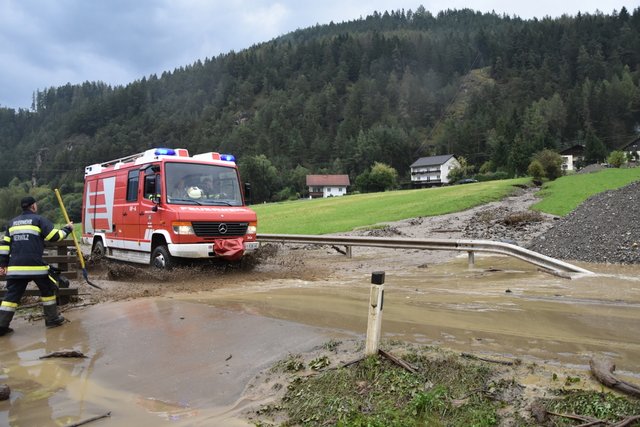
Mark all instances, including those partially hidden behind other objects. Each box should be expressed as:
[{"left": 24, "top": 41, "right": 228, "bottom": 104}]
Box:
[
  {"left": 186, "top": 255, "right": 640, "bottom": 375},
  {"left": 0, "top": 299, "right": 352, "bottom": 426},
  {"left": 1, "top": 254, "right": 639, "bottom": 426}
]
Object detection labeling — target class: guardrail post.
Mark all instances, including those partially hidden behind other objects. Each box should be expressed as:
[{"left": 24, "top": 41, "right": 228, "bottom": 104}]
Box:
[
  {"left": 468, "top": 251, "right": 475, "bottom": 268},
  {"left": 346, "top": 246, "right": 352, "bottom": 258},
  {"left": 365, "top": 271, "right": 385, "bottom": 355}
]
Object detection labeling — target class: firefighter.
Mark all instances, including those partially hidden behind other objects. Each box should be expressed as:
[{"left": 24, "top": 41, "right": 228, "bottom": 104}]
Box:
[{"left": 0, "top": 196, "right": 73, "bottom": 336}]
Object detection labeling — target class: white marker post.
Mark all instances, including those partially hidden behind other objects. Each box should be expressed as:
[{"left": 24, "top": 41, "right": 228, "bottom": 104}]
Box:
[{"left": 365, "top": 271, "right": 385, "bottom": 355}]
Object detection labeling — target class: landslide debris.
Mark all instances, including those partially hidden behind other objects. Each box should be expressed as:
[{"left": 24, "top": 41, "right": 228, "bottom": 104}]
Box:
[
  {"left": 463, "top": 207, "right": 554, "bottom": 247},
  {"left": 528, "top": 181, "right": 640, "bottom": 264}
]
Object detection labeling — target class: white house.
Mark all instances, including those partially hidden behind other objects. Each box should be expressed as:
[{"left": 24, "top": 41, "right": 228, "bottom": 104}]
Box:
[
  {"left": 306, "top": 175, "right": 350, "bottom": 198},
  {"left": 410, "top": 155, "right": 460, "bottom": 187},
  {"left": 621, "top": 138, "right": 640, "bottom": 161},
  {"left": 559, "top": 144, "right": 585, "bottom": 171}
]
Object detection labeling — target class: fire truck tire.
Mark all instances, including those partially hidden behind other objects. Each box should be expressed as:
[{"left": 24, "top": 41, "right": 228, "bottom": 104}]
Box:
[
  {"left": 92, "top": 239, "right": 105, "bottom": 260},
  {"left": 151, "top": 245, "right": 174, "bottom": 270}
]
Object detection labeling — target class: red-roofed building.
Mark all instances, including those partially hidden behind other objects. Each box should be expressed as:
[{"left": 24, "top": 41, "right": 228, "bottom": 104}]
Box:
[{"left": 306, "top": 175, "right": 350, "bottom": 198}]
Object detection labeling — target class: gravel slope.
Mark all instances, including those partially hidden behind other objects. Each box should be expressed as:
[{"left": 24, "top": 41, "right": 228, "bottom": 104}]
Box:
[{"left": 528, "top": 181, "right": 640, "bottom": 264}]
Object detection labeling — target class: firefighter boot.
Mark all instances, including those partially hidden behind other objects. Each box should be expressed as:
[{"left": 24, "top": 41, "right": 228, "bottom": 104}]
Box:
[
  {"left": 42, "top": 302, "right": 66, "bottom": 329},
  {"left": 0, "top": 309, "right": 14, "bottom": 336}
]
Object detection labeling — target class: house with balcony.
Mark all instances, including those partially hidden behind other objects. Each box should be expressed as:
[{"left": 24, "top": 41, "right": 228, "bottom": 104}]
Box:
[
  {"left": 306, "top": 175, "right": 350, "bottom": 198},
  {"left": 410, "top": 155, "right": 460, "bottom": 187},
  {"left": 559, "top": 144, "right": 585, "bottom": 171}
]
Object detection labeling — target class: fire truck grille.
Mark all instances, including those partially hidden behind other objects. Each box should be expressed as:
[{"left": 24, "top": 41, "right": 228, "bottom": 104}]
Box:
[{"left": 192, "top": 222, "right": 248, "bottom": 237}]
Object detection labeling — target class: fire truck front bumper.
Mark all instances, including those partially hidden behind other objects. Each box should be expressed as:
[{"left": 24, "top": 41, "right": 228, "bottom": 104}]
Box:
[{"left": 168, "top": 241, "right": 259, "bottom": 258}]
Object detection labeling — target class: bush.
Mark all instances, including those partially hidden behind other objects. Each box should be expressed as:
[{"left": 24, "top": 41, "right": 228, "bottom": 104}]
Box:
[
  {"left": 527, "top": 159, "right": 545, "bottom": 181},
  {"left": 607, "top": 151, "right": 626, "bottom": 168},
  {"left": 532, "top": 149, "right": 564, "bottom": 181}
]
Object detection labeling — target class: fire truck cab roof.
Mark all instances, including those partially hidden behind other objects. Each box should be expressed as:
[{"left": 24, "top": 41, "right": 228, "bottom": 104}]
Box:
[{"left": 84, "top": 148, "right": 237, "bottom": 177}]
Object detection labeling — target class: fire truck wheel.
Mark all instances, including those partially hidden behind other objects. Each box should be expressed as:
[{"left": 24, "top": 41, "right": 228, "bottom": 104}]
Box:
[
  {"left": 92, "top": 239, "right": 105, "bottom": 260},
  {"left": 151, "top": 245, "right": 174, "bottom": 270}
]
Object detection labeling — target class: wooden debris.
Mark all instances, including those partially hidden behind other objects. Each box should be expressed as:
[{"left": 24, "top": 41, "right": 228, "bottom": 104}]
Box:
[
  {"left": 546, "top": 410, "right": 604, "bottom": 425},
  {"left": 330, "top": 245, "right": 347, "bottom": 255},
  {"left": 461, "top": 352, "right": 514, "bottom": 366},
  {"left": 341, "top": 356, "right": 365, "bottom": 368},
  {"left": 590, "top": 357, "right": 640, "bottom": 398},
  {"left": 378, "top": 349, "right": 417, "bottom": 373},
  {"left": 64, "top": 411, "right": 111, "bottom": 427},
  {"left": 612, "top": 415, "right": 640, "bottom": 427},
  {"left": 40, "top": 350, "right": 87, "bottom": 359}
]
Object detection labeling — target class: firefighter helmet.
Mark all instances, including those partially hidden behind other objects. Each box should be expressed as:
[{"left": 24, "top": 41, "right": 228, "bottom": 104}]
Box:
[{"left": 187, "top": 186, "right": 204, "bottom": 199}]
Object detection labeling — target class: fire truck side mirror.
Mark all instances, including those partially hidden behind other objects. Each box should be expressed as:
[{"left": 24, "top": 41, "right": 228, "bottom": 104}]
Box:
[{"left": 244, "top": 182, "right": 252, "bottom": 205}]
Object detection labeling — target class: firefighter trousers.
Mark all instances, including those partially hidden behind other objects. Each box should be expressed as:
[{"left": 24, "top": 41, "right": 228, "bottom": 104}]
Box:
[{"left": 2, "top": 276, "right": 58, "bottom": 304}]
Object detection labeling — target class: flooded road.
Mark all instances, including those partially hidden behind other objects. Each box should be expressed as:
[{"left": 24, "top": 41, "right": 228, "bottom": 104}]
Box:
[
  {"left": 1, "top": 254, "right": 639, "bottom": 426},
  {"left": 191, "top": 255, "right": 640, "bottom": 375}
]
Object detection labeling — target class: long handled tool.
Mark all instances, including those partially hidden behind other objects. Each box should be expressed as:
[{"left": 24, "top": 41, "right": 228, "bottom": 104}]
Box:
[{"left": 54, "top": 189, "right": 102, "bottom": 290}]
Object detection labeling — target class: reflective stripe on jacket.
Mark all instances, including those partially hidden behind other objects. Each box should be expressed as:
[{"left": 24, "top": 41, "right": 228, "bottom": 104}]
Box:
[{"left": 0, "top": 210, "right": 70, "bottom": 278}]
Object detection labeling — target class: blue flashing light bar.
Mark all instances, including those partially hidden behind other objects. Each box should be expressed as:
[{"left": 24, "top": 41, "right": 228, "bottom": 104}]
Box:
[
  {"left": 154, "top": 148, "right": 176, "bottom": 156},
  {"left": 220, "top": 154, "right": 236, "bottom": 162}
]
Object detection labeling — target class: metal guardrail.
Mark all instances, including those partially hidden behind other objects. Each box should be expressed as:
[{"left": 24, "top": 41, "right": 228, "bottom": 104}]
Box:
[{"left": 257, "top": 234, "right": 593, "bottom": 275}]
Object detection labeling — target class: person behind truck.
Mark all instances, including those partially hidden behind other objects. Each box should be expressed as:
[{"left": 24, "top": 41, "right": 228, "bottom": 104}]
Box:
[{"left": 0, "top": 196, "right": 73, "bottom": 336}]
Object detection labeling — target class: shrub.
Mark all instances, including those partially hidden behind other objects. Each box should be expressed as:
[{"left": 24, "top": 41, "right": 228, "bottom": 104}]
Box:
[
  {"left": 607, "top": 151, "right": 626, "bottom": 168},
  {"left": 527, "top": 159, "right": 545, "bottom": 181}
]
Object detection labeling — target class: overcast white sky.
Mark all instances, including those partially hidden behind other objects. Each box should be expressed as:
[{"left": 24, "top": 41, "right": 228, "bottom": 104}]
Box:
[{"left": 0, "top": 0, "right": 636, "bottom": 110}]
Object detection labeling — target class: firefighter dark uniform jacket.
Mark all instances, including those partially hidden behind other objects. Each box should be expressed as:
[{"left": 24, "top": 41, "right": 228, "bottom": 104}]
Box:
[{"left": 0, "top": 210, "right": 72, "bottom": 278}]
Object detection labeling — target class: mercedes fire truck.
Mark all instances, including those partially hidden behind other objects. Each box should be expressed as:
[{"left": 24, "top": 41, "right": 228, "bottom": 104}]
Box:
[{"left": 82, "top": 148, "right": 258, "bottom": 269}]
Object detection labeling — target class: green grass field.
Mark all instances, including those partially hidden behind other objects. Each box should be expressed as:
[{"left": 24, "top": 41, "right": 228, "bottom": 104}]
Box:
[
  {"left": 531, "top": 168, "right": 640, "bottom": 216},
  {"left": 252, "top": 178, "right": 530, "bottom": 234},
  {"left": 252, "top": 167, "right": 640, "bottom": 235}
]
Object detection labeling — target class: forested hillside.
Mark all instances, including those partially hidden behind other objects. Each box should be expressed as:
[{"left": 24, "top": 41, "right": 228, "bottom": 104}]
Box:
[{"left": 0, "top": 6, "right": 639, "bottom": 216}]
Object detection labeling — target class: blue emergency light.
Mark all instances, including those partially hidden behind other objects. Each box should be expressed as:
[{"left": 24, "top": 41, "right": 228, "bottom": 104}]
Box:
[
  {"left": 220, "top": 154, "right": 236, "bottom": 162},
  {"left": 154, "top": 148, "right": 176, "bottom": 156}
]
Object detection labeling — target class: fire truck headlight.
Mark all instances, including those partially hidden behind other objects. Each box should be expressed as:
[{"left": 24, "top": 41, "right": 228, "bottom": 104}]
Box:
[
  {"left": 172, "top": 222, "right": 195, "bottom": 235},
  {"left": 246, "top": 222, "right": 257, "bottom": 235}
]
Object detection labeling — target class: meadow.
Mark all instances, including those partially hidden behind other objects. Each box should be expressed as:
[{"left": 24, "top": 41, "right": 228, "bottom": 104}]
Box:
[{"left": 253, "top": 168, "right": 640, "bottom": 235}]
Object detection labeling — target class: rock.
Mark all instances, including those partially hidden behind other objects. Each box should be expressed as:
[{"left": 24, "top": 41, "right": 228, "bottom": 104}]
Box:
[{"left": 0, "top": 384, "right": 10, "bottom": 401}]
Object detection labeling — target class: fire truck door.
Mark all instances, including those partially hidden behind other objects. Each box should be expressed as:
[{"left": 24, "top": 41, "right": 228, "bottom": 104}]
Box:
[
  {"left": 116, "top": 169, "right": 144, "bottom": 248},
  {"left": 140, "top": 171, "right": 162, "bottom": 245}
]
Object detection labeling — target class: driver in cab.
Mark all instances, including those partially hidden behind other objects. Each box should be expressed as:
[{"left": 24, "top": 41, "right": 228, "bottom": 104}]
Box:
[{"left": 170, "top": 177, "right": 203, "bottom": 200}]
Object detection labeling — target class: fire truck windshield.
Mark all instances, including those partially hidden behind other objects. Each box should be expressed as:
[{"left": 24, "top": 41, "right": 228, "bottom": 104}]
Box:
[{"left": 165, "top": 162, "right": 243, "bottom": 206}]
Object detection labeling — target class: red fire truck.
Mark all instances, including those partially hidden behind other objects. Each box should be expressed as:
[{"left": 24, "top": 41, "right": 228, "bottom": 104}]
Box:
[{"left": 82, "top": 148, "right": 258, "bottom": 269}]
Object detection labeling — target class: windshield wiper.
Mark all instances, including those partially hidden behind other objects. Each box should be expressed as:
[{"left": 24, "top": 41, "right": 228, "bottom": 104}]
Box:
[{"left": 170, "top": 198, "right": 203, "bottom": 205}]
